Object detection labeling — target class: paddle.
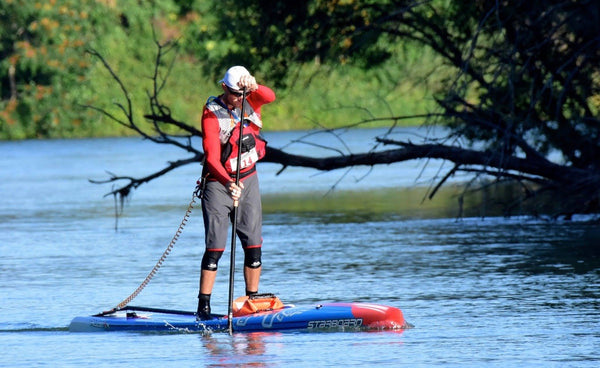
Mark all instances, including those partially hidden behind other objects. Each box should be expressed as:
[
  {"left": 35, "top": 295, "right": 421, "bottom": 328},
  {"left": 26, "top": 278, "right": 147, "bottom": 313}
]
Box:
[{"left": 227, "top": 88, "right": 247, "bottom": 335}]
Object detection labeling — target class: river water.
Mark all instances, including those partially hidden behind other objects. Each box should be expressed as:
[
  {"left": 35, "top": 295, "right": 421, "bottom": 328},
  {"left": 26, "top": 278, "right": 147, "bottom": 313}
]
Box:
[{"left": 1, "top": 128, "right": 599, "bottom": 367}]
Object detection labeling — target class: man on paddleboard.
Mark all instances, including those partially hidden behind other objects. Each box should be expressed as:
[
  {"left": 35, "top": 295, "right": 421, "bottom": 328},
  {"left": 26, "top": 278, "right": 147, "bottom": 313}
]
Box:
[{"left": 196, "top": 66, "right": 276, "bottom": 320}]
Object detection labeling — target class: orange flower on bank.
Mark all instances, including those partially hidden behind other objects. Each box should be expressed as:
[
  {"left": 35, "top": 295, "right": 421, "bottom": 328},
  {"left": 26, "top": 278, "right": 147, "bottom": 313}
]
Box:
[
  {"left": 0, "top": 99, "right": 18, "bottom": 125},
  {"left": 36, "top": 85, "right": 53, "bottom": 100},
  {"left": 8, "top": 54, "right": 20, "bottom": 65},
  {"left": 16, "top": 41, "right": 36, "bottom": 58}
]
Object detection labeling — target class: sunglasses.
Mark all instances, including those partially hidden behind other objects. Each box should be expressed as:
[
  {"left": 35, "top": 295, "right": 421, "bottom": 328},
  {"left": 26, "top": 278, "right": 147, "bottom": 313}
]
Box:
[{"left": 227, "top": 86, "right": 246, "bottom": 97}]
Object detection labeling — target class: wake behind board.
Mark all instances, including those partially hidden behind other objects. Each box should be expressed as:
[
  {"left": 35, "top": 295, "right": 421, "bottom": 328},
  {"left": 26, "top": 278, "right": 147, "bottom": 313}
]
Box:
[{"left": 69, "top": 302, "right": 410, "bottom": 333}]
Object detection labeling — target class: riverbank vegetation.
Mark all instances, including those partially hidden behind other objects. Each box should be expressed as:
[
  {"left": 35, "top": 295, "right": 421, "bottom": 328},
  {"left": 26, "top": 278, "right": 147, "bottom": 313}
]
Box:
[{"left": 0, "top": 0, "right": 435, "bottom": 140}]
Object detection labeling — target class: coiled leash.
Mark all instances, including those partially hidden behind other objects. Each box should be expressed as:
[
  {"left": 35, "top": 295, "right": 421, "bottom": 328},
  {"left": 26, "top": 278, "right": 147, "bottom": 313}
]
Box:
[{"left": 97, "top": 180, "right": 204, "bottom": 316}]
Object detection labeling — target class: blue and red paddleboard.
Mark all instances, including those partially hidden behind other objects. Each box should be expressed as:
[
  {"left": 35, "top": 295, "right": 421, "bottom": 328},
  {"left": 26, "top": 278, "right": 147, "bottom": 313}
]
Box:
[{"left": 69, "top": 302, "right": 410, "bottom": 333}]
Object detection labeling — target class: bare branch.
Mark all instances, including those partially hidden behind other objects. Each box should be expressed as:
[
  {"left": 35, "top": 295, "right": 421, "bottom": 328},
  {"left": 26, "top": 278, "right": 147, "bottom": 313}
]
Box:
[{"left": 89, "top": 156, "right": 202, "bottom": 198}]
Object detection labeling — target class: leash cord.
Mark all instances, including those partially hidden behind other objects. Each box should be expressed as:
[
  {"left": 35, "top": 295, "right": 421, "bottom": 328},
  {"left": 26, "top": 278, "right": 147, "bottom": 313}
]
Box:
[{"left": 102, "top": 190, "right": 198, "bottom": 314}]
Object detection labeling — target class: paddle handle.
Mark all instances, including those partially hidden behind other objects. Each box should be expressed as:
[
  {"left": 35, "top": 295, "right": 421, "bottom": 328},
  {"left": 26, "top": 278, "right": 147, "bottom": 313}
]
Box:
[{"left": 227, "top": 88, "right": 247, "bottom": 334}]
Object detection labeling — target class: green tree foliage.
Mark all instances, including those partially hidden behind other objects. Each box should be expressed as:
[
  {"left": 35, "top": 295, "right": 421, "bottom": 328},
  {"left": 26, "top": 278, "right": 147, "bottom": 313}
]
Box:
[
  {"left": 0, "top": 0, "right": 434, "bottom": 139},
  {"left": 0, "top": 0, "right": 199, "bottom": 139},
  {"left": 0, "top": 0, "right": 103, "bottom": 138},
  {"left": 432, "top": 1, "right": 600, "bottom": 171},
  {"left": 190, "top": 0, "right": 399, "bottom": 85},
  {"left": 187, "top": 0, "right": 439, "bottom": 129}
]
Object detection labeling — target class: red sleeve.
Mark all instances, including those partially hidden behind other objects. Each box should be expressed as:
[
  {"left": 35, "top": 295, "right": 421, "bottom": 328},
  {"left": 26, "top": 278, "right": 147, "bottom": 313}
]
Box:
[
  {"left": 201, "top": 108, "right": 232, "bottom": 185},
  {"left": 247, "top": 84, "right": 276, "bottom": 115}
]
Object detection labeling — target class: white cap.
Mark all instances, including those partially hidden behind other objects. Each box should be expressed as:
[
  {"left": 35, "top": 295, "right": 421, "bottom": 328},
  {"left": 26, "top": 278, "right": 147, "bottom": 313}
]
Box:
[{"left": 219, "top": 66, "right": 250, "bottom": 91}]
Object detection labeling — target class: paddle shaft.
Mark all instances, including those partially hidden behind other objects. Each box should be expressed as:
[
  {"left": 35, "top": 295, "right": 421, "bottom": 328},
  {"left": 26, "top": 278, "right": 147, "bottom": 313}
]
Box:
[{"left": 227, "top": 89, "right": 247, "bottom": 335}]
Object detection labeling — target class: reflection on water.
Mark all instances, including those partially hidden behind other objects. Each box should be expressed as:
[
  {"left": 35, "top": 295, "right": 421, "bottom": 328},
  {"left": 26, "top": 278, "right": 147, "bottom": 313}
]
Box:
[
  {"left": 262, "top": 182, "right": 591, "bottom": 222},
  {"left": 202, "top": 332, "right": 270, "bottom": 367}
]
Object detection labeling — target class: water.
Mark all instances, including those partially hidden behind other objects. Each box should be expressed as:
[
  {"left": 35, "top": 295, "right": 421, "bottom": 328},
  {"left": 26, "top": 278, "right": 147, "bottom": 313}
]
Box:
[{"left": 1, "top": 128, "right": 599, "bottom": 367}]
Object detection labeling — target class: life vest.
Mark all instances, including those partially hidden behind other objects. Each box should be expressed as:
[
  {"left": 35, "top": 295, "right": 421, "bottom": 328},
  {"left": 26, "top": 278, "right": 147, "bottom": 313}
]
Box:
[
  {"left": 220, "top": 122, "right": 267, "bottom": 175},
  {"left": 205, "top": 97, "right": 267, "bottom": 177}
]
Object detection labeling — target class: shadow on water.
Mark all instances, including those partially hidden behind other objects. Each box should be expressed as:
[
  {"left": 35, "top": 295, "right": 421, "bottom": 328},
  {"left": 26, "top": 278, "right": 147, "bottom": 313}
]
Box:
[
  {"left": 504, "top": 226, "right": 600, "bottom": 276},
  {"left": 263, "top": 185, "right": 470, "bottom": 223},
  {"left": 456, "top": 220, "right": 600, "bottom": 277}
]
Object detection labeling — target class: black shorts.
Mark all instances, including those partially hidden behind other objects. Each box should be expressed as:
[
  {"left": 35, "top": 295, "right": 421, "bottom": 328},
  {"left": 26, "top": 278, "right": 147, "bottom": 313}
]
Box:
[{"left": 201, "top": 174, "right": 262, "bottom": 251}]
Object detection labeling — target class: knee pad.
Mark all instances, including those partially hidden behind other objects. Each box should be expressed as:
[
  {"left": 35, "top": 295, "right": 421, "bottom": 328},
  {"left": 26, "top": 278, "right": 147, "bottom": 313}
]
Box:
[
  {"left": 244, "top": 247, "right": 262, "bottom": 269},
  {"left": 201, "top": 250, "right": 223, "bottom": 271}
]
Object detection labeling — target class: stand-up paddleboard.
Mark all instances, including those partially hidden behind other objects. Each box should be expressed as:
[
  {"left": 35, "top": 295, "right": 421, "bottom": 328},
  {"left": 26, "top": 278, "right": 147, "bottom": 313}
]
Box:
[{"left": 69, "top": 296, "right": 410, "bottom": 333}]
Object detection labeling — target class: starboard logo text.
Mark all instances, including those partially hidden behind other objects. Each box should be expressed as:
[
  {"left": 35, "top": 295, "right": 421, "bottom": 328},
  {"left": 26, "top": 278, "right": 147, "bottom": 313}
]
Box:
[{"left": 307, "top": 318, "right": 363, "bottom": 329}]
